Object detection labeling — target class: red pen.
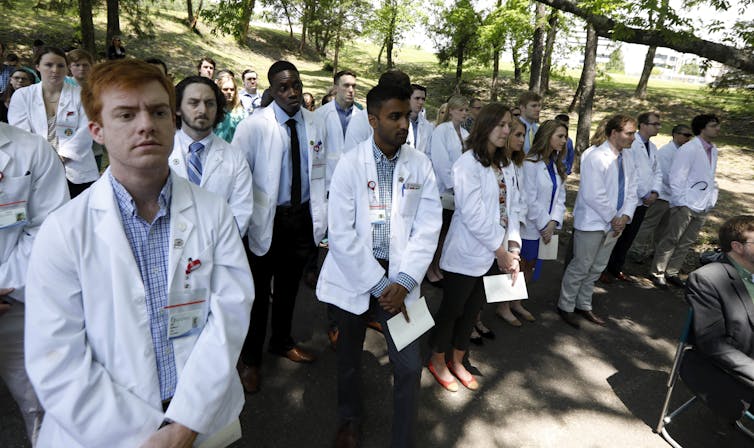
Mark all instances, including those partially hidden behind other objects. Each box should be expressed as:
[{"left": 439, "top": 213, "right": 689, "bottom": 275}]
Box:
[{"left": 185, "top": 258, "right": 201, "bottom": 276}]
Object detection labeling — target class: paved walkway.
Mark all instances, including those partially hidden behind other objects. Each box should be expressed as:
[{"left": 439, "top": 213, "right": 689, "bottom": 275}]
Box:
[{"left": 4, "top": 246, "right": 753, "bottom": 447}]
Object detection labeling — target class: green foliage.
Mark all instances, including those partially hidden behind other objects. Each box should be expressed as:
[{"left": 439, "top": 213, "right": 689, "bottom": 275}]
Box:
[
  {"left": 364, "top": 0, "right": 422, "bottom": 54},
  {"left": 477, "top": 0, "right": 533, "bottom": 69},
  {"left": 605, "top": 46, "right": 624, "bottom": 72},
  {"left": 428, "top": 0, "right": 481, "bottom": 68},
  {"left": 680, "top": 61, "right": 701, "bottom": 76},
  {"left": 201, "top": 0, "right": 252, "bottom": 40}
]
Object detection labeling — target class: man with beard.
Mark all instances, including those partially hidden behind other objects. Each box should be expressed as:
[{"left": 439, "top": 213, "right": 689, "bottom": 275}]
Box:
[
  {"left": 170, "top": 76, "right": 253, "bottom": 236},
  {"left": 317, "top": 79, "right": 442, "bottom": 448}
]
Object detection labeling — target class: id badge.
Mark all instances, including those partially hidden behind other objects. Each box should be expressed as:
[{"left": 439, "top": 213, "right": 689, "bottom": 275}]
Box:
[
  {"left": 0, "top": 201, "right": 28, "bottom": 229},
  {"left": 369, "top": 205, "right": 387, "bottom": 225},
  {"left": 311, "top": 163, "right": 326, "bottom": 180},
  {"left": 165, "top": 288, "right": 208, "bottom": 339}
]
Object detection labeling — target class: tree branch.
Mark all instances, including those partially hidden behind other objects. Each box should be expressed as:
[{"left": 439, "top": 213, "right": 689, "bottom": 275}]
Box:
[{"left": 536, "top": 0, "right": 754, "bottom": 73}]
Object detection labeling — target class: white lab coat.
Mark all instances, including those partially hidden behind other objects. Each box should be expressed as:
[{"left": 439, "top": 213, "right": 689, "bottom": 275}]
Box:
[
  {"left": 656, "top": 140, "right": 680, "bottom": 200},
  {"left": 0, "top": 123, "right": 69, "bottom": 301},
  {"left": 669, "top": 136, "right": 718, "bottom": 213},
  {"left": 521, "top": 159, "right": 566, "bottom": 240},
  {"left": 170, "top": 130, "right": 254, "bottom": 235},
  {"left": 430, "top": 121, "right": 468, "bottom": 194},
  {"left": 8, "top": 82, "right": 99, "bottom": 184},
  {"left": 315, "top": 100, "right": 372, "bottom": 182},
  {"left": 440, "top": 151, "right": 522, "bottom": 277},
  {"left": 573, "top": 141, "right": 639, "bottom": 232},
  {"left": 232, "top": 105, "right": 328, "bottom": 256},
  {"left": 25, "top": 173, "right": 254, "bottom": 447},
  {"left": 407, "top": 114, "right": 434, "bottom": 156},
  {"left": 316, "top": 140, "right": 442, "bottom": 315},
  {"left": 626, "top": 132, "right": 662, "bottom": 203}
]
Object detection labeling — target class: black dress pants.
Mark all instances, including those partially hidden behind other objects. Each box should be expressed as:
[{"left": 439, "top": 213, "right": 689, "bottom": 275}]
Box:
[{"left": 240, "top": 202, "right": 315, "bottom": 367}]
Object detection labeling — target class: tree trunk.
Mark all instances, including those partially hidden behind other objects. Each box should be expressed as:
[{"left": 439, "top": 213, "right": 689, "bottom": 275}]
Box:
[
  {"left": 528, "top": 3, "right": 547, "bottom": 93},
  {"left": 634, "top": 45, "right": 656, "bottom": 99},
  {"left": 187, "top": 0, "right": 194, "bottom": 28},
  {"left": 455, "top": 44, "right": 464, "bottom": 92},
  {"left": 79, "top": 0, "right": 96, "bottom": 57},
  {"left": 106, "top": 0, "right": 120, "bottom": 46},
  {"left": 491, "top": 47, "right": 501, "bottom": 100},
  {"left": 386, "top": 8, "right": 396, "bottom": 69},
  {"left": 511, "top": 42, "right": 522, "bottom": 83},
  {"left": 299, "top": 0, "right": 310, "bottom": 52},
  {"left": 568, "top": 82, "right": 582, "bottom": 112},
  {"left": 377, "top": 38, "right": 385, "bottom": 68},
  {"left": 281, "top": 0, "right": 294, "bottom": 40},
  {"left": 540, "top": 11, "right": 558, "bottom": 93},
  {"left": 575, "top": 23, "right": 598, "bottom": 154},
  {"left": 238, "top": 0, "right": 255, "bottom": 44},
  {"left": 333, "top": 18, "right": 342, "bottom": 74}
]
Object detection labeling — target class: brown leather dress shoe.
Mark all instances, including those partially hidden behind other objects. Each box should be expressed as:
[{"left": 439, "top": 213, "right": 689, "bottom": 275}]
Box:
[
  {"left": 576, "top": 308, "right": 607, "bottom": 326},
  {"left": 327, "top": 328, "right": 339, "bottom": 351},
  {"left": 238, "top": 364, "right": 260, "bottom": 394},
  {"left": 334, "top": 421, "right": 360, "bottom": 448},
  {"left": 366, "top": 321, "right": 383, "bottom": 333},
  {"left": 613, "top": 271, "right": 632, "bottom": 282},
  {"left": 598, "top": 272, "right": 613, "bottom": 284},
  {"left": 557, "top": 307, "right": 580, "bottom": 329},
  {"left": 270, "top": 346, "right": 317, "bottom": 363}
]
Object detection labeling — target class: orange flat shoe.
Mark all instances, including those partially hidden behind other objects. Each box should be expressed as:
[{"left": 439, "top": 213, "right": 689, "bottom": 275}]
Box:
[
  {"left": 428, "top": 361, "right": 458, "bottom": 392},
  {"left": 447, "top": 361, "right": 479, "bottom": 391}
]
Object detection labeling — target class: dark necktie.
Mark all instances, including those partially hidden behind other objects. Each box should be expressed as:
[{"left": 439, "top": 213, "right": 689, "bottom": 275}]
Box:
[
  {"left": 644, "top": 140, "right": 651, "bottom": 157},
  {"left": 286, "top": 119, "right": 301, "bottom": 205},
  {"left": 617, "top": 153, "right": 625, "bottom": 210},
  {"left": 188, "top": 141, "right": 204, "bottom": 185}
]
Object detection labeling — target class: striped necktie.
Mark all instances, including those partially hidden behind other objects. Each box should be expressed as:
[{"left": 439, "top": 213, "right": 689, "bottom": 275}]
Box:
[{"left": 188, "top": 141, "right": 204, "bottom": 185}]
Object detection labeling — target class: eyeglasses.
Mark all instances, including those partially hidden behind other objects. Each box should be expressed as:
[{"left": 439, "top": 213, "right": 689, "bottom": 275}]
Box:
[{"left": 11, "top": 76, "right": 30, "bottom": 82}]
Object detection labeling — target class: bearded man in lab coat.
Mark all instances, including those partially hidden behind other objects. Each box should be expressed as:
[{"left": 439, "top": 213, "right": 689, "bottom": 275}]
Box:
[
  {"left": 317, "top": 79, "right": 442, "bottom": 448},
  {"left": 24, "top": 59, "right": 254, "bottom": 448}
]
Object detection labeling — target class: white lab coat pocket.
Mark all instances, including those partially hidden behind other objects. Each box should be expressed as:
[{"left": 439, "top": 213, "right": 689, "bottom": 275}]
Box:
[{"left": 400, "top": 183, "right": 422, "bottom": 217}]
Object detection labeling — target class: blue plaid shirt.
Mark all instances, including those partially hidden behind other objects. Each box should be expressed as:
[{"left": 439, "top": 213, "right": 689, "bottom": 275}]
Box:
[
  {"left": 0, "top": 64, "right": 13, "bottom": 94},
  {"left": 110, "top": 172, "right": 177, "bottom": 401},
  {"left": 369, "top": 140, "right": 418, "bottom": 297}
]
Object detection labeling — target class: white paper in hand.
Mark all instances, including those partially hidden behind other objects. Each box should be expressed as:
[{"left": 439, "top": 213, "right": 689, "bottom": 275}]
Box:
[
  {"left": 386, "top": 296, "right": 435, "bottom": 352},
  {"left": 483, "top": 274, "right": 528, "bottom": 303},
  {"left": 538, "top": 234, "right": 558, "bottom": 260}
]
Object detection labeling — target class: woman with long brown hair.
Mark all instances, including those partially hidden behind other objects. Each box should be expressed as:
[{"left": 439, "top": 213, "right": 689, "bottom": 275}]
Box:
[{"left": 427, "top": 103, "right": 521, "bottom": 392}]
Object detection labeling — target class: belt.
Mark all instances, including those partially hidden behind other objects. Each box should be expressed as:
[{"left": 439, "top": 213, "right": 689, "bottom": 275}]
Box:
[{"left": 276, "top": 200, "right": 310, "bottom": 216}]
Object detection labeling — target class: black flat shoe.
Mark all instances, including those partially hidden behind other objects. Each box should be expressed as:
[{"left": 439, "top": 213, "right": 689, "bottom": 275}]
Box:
[{"left": 475, "top": 322, "right": 496, "bottom": 340}]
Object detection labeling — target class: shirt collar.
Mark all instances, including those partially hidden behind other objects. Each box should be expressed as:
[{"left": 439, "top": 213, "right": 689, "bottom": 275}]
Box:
[
  {"left": 334, "top": 100, "right": 353, "bottom": 116},
  {"left": 177, "top": 128, "right": 213, "bottom": 153},
  {"left": 729, "top": 256, "right": 754, "bottom": 284},
  {"left": 519, "top": 116, "right": 535, "bottom": 127},
  {"left": 699, "top": 136, "right": 713, "bottom": 152},
  {"left": 371, "top": 138, "right": 400, "bottom": 163},
  {"left": 109, "top": 170, "right": 172, "bottom": 221},
  {"left": 272, "top": 101, "right": 303, "bottom": 126}
]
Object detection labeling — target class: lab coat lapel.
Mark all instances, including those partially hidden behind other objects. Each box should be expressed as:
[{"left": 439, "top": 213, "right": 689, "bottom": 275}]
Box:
[
  {"left": 0, "top": 128, "right": 11, "bottom": 172},
  {"left": 91, "top": 176, "right": 141, "bottom": 269},
  {"left": 167, "top": 178, "right": 195, "bottom": 288},
  {"left": 201, "top": 135, "right": 224, "bottom": 184}
]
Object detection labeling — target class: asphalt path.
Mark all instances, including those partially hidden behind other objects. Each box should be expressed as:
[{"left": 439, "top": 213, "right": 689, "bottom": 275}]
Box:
[{"left": 2, "top": 245, "right": 753, "bottom": 447}]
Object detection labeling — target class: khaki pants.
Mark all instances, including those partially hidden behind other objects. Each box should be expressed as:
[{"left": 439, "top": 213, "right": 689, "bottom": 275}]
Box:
[
  {"left": 559, "top": 230, "right": 619, "bottom": 312},
  {"left": 628, "top": 199, "right": 670, "bottom": 261},
  {"left": 650, "top": 206, "right": 707, "bottom": 277}
]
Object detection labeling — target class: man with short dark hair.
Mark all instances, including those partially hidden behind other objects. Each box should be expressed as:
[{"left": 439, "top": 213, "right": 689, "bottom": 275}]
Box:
[
  {"left": 649, "top": 114, "right": 720, "bottom": 289},
  {"left": 317, "top": 79, "right": 441, "bottom": 448},
  {"left": 604, "top": 111, "right": 663, "bottom": 282},
  {"left": 462, "top": 97, "right": 482, "bottom": 132},
  {"left": 316, "top": 69, "right": 371, "bottom": 179},
  {"left": 518, "top": 91, "right": 541, "bottom": 154},
  {"left": 197, "top": 57, "right": 216, "bottom": 79},
  {"left": 171, "top": 76, "right": 254, "bottom": 235},
  {"left": 233, "top": 60, "right": 328, "bottom": 393},
  {"left": 239, "top": 69, "right": 261, "bottom": 115},
  {"left": 683, "top": 215, "right": 754, "bottom": 421},
  {"left": 629, "top": 124, "right": 693, "bottom": 263},
  {"left": 25, "top": 59, "right": 253, "bottom": 447},
  {"left": 557, "top": 114, "right": 638, "bottom": 328},
  {"left": 407, "top": 84, "right": 434, "bottom": 155}
]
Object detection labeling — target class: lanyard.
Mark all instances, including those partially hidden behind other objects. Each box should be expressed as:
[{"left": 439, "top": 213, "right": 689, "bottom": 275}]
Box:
[{"left": 546, "top": 159, "right": 557, "bottom": 214}]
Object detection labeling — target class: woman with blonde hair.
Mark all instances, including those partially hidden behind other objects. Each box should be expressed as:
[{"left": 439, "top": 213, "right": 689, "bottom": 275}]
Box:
[
  {"left": 214, "top": 72, "right": 246, "bottom": 142},
  {"left": 426, "top": 95, "right": 469, "bottom": 284}
]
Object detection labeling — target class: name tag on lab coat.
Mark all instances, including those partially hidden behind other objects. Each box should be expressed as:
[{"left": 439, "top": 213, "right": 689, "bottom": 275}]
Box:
[
  {"left": 165, "top": 289, "right": 208, "bottom": 339},
  {"left": 311, "top": 163, "right": 326, "bottom": 180},
  {"left": 0, "top": 201, "right": 28, "bottom": 229},
  {"left": 369, "top": 205, "right": 387, "bottom": 224}
]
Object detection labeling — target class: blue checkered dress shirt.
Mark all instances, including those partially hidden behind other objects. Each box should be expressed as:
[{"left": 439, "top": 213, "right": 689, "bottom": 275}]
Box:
[
  {"left": 369, "top": 141, "right": 418, "bottom": 297},
  {"left": 110, "top": 172, "right": 177, "bottom": 401}
]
